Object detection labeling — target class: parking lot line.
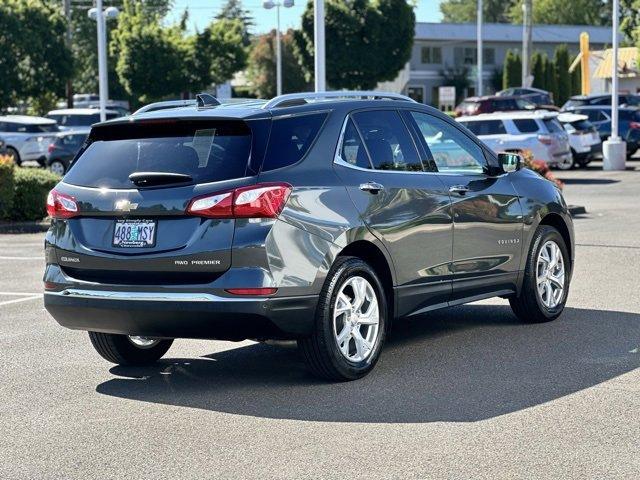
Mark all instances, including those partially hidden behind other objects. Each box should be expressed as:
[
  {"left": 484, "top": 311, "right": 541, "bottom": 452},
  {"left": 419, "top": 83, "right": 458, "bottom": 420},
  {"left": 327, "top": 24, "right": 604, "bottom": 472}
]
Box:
[{"left": 0, "top": 295, "right": 42, "bottom": 307}]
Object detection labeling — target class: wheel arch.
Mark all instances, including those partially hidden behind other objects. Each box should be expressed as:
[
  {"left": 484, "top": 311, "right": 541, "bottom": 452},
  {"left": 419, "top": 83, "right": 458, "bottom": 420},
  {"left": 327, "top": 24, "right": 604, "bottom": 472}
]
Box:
[{"left": 538, "top": 212, "right": 573, "bottom": 268}]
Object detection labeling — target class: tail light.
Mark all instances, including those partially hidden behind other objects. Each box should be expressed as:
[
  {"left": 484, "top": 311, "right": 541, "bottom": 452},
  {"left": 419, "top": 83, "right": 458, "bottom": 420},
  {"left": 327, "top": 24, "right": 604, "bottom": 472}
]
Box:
[
  {"left": 47, "top": 143, "right": 56, "bottom": 154},
  {"left": 46, "top": 189, "right": 79, "bottom": 219},
  {"left": 630, "top": 121, "right": 640, "bottom": 130},
  {"left": 537, "top": 134, "right": 553, "bottom": 145},
  {"left": 225, "top": 288, "right": 277, "bottom": 296},
  {"left": 187, "top": 182, "right": 292, "bottom": 219}
]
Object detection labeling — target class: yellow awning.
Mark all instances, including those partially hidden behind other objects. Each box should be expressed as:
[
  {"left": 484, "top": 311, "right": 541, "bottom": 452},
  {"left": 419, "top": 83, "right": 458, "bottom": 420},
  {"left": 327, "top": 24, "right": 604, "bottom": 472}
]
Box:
[{"left": 594, "top": 47, "right": 639, "bottom": 78}]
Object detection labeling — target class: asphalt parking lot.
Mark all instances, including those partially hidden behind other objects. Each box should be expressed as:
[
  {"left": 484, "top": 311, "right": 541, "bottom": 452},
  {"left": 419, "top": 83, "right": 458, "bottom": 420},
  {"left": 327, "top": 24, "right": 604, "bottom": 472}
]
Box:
[{"left": 1, "top": 161, "right": 639, "bottom": 479}]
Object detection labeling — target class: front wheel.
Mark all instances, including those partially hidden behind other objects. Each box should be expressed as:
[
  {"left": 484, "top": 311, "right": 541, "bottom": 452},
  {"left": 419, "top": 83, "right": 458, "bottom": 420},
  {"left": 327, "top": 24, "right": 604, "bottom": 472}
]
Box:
[
  {"left": 510, "top": 225, "right": 570, "bottom": 323},
  {"left": 88, "top": 332, "right": 173, "bottom": 365},
  {"left": 298, "top": 256, "right": 387, "bottom": 381}
]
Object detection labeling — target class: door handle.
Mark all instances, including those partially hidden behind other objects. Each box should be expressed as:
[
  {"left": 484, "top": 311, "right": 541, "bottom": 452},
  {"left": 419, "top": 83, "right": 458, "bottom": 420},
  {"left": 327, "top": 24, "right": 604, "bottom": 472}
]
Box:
[
  {"left": 359, "top": 182, "right": 385, "bottom": 194},
  {"left": 449, "top": 185, "right": 470, "bottom": 195}
]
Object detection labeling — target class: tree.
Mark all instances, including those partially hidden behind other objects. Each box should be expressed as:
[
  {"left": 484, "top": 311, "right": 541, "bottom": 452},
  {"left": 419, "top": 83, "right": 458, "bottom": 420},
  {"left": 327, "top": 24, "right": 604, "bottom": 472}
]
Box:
[
  {"left": 544, "top": 56, "right": 558, "bottom": 101},
  {"left": 503, "top": 50, "right": 522, "bottom": 89},
  {"left": 441, "top": 67, "right": 471, "bottom": 104},
  {"left": 531, "top": 52, "right": 546, "bottom": 90},
  {"left": 571, "top": 65, "right": 582, "bottom": 96},
  {"left": 0, "top": 0, "right": 73, "bottom": 113},
  {"left": 247, "top": 29, "right": 310, "bottom": 98},
  {"left": 197, "top": 18, "right": 248, "bottom": 86},
  {"left": 215, "top": 0, "right": 254, "bottom": 46},
  {"left": 508, "top": 0, "right": 611, "bottom": 26},
  {"left": 440, "top": 0, "right": 516, "bottom": 23},
  {"left": 554, "top": 45, "right": 572, "bottom": 106},
  {"left": 293, "top": 0, "right": 415, "bottom": 90}
]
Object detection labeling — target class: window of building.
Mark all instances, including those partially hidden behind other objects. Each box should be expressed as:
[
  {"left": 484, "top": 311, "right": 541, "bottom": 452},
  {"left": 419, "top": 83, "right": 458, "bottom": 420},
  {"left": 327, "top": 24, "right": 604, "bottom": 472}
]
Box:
[
  {"left": 421, "top": 46, "right": 442, "bottom": 64},
  {"left": 484, "top": 48, "right": 495, "bottom": 65},
  {"left": 407, "top": 86, "right": 425, "bottom": 104}
]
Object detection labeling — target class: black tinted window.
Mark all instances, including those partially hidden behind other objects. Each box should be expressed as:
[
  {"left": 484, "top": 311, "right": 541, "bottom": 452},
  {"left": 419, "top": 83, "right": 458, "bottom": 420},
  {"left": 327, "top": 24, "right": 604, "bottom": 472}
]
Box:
[
  {"left": 339, "top": 119, "right": 371, "bottom": 169},
  {"left": 65, "top": 120, "right": 252, "bottom": 189},
  {"left": 261, "top": 113, "right": 326, "bottom": 171},
  {"left": 463, "top": 120, "right": 506, "bottom": 136},
  {"left": 513, "top": 119, "right": 539, "bottom": 133},
  {"left": 353, "top": 110, "right": 422, "bottom": 172},
  {"left": 543, "top": 118, "right": 564, "bottom": 133}
]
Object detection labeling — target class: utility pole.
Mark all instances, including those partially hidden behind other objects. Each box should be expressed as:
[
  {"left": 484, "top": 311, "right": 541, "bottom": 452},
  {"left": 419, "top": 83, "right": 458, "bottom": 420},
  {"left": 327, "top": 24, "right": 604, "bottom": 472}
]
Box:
[
  {"left": 314, "top": 0, "right": 326, "bottom": 92},
  {"left": 476, "top": 0, "right": 483, "bottom": 96},
  {"left": 95, "top": 0, "right": 108, "bottom": 122},
  {"left": 522, "top": 0, "right": 532, "bottom": 87},
  {"left": 64, "top": 0, "right": 73, "bottom": 108}
]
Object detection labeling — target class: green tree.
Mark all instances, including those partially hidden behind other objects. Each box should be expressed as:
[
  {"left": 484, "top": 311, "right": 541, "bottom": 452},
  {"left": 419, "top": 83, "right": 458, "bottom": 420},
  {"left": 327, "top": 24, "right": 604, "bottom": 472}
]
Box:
[
  {"left": 571, "top": 65, "right": 582, "bottom": 96},
  {"left": 544, "top": 56, "right": 558, "bottom": 101},
  {"left": 441, "top": 67, "right": 471, "bottom": 104},
  {"left": 508, "top": 0, "right": 611, "bottom": 25},
  {"left": 503, "top": 50, "right": 522, "bottom": 89},
  {"left": 440, "top": 0, "right": 516, "bottom": 23},
  {"left": 293, "top": 0, "right": 415, "bottom": 90},
  {"left": 531, "top": 52, "right": 546, "bottom": 90},
  {"left": 0, "top": 0, "right": 72, "bottom": 113},
  {"left": 197, "top": 18, "right": 248, "bottom": 86},
  {"left": 247, "top": 29, "right": 310, "bottom": 98},
  {"left": 554, "top": 45, "right": 572, "bottom": 106},
  {"left": 215, "top": 0, "right": 254, "bottom": 46}
]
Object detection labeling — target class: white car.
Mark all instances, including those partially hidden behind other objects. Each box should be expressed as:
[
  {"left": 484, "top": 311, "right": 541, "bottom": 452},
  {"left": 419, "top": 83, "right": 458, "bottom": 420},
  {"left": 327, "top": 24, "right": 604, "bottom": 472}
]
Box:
[
  {"left": 0, "top": 115, "right": 60, "bottom": 166},
  {"left": 457, "top": 111, "right": 572, "bottom": 169},
  {"left": 557, "top": 112, "right": 602, "bottom": 169},
  {"left": 46, "top": 108, "right": 120, "bottom": 131}
]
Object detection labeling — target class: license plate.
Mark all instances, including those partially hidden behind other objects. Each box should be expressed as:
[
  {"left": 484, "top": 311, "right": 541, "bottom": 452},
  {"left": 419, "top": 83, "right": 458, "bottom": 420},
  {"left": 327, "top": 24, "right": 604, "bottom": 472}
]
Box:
[{"left": 113, "top": 219, "right": 156, "bottom": 248}]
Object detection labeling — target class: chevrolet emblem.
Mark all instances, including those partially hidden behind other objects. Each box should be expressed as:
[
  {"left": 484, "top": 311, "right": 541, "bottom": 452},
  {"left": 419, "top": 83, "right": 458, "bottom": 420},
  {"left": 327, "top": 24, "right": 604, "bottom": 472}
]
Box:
[{"left": 114, "top": 199, "right": 139, "bottom": 212}]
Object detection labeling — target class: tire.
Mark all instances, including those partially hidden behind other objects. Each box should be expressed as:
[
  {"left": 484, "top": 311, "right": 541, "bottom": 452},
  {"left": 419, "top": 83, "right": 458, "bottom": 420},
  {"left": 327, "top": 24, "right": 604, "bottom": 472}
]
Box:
[
  {"left": 298, "top": 256, "right": 388, "bottom": 381},
  {"left": 88, "top": 332, "right": 173, "bottom": 365},
  {"left": 510, "top": 225, "right": 571, "bottom": 323},
  {"left": 556, "top": 153, "right": 574, "bottom": 170},
  {"left": 6, "top": 147, "right": 20, "bottom": 166},
  {"left": 49, "top": 160, "right": 66, "bottom": 176}
]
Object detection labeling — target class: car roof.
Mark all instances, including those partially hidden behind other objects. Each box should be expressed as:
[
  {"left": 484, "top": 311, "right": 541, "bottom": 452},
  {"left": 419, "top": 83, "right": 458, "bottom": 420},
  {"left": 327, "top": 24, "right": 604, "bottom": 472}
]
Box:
[
  {"left": 47, "top": 108, "right": 118, "bottom": 116},
  {"left": 557, "top": 112, "right": 588, "bottom": 123},
  {"left": 0, "top": 115, "right": 56, "bottom": 125},
  {"left": 457, "top": 110, "right": 559, "bottom": 121}
]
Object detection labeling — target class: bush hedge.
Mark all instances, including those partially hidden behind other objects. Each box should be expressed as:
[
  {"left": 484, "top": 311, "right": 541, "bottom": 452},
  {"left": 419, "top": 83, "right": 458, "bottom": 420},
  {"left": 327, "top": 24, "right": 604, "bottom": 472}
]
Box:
[
  {"left": 0, "top": 155, "right": 15, "bottom": 218},
  {"left": 10, "top": 168, "right": 60, "bottom": 221}
]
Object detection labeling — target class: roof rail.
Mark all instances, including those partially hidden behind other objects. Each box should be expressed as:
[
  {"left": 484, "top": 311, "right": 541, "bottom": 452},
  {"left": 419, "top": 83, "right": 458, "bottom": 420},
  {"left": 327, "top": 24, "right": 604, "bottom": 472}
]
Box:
[
  {"left": 196, "top": 93, "right": 221, "bottom": 108},
  {"left": 133, "top": 99, "right": 196, "bottom": 115},
  {"left": 261, "top": 91, "right": 416, "bottom": 109}
]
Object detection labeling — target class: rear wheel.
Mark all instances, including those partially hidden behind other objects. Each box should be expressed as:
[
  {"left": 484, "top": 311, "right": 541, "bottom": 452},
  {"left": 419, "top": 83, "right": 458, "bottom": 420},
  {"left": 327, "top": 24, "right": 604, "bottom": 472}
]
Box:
[
  {"left": 49, "top": 160, "right": 66, "bottom": 176},
  {"left": 88, "top": 332, "right": 173, "bottom": 365},
  {"left": 298, "top": 256, "right": 387, "bottom": 381},
  {"left": 6, "top": 147, "right": 20, "bottom": 166},
  {"left": 510, "top": 225, "right": 570, "bottom": 323},
  {"left": 556, "top": 153, "right": 574, "bottom": 170}
]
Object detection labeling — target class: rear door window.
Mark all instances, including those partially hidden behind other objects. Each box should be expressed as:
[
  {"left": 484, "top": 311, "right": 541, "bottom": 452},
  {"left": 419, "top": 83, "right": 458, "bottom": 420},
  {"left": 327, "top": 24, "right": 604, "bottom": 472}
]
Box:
[
  {"left": 513, "top": 119, "right": 540, "bottom": 133},
  {"left": 352, "top": 110, "right": 423, "bottom": 172},
  {"left": 64, "top": 120, "right": 252, "bottom": 188},
  {"left": 261, "top": 112, "right": 327, "bottom": 171}
]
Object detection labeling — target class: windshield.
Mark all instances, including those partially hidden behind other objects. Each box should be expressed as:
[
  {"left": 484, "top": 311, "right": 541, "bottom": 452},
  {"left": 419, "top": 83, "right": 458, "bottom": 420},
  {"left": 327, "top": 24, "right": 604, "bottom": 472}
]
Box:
[{"left": 64, "top": 120, "right": 252, "bottom": 189}]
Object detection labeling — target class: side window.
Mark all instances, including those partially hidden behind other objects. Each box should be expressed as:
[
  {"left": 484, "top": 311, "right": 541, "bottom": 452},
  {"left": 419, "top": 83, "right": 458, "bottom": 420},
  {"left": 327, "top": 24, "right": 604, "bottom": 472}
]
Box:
[
  {"left": 261, "top": 112, "right": 327, "bottom": 171},
  {"left": 352, "top": 110, "right": 423, "bottom": 172},
  {"left": 411, "top": 112, "right": 486, "bottom": 174},
  {"left": 339, "top": 119, "right": 371, "bottom": 169},
  {"left": 463, "top": 120, "right": 506, "bottom": 136},
  {"left": 513, "top": 119, "right": 540, "bottom": 133}
]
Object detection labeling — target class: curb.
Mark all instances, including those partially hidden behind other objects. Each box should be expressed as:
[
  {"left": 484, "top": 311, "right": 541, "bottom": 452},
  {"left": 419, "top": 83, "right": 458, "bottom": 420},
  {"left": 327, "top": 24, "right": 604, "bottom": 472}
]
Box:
[
  {"left": 0, "top": 220, "right": 50, "bottom": 234},
  {"left": 568, "top": 205, "right": 587, "bottom": 216}
]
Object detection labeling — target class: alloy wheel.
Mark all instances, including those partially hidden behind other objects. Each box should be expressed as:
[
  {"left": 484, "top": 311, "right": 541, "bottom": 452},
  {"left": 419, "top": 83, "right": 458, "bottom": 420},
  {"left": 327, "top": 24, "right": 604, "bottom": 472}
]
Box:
[
  {"left": 127, "top": 336, "right": 160, "bottom": 349},
  {"left": 536, "top": 240, "right": 565, "bottom": 309}
]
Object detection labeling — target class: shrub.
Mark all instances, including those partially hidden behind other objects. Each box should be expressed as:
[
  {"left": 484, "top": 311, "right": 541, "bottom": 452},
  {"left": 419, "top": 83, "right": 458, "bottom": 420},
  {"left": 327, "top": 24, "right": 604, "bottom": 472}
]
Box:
[
  {"left": 11, "top": 168, "right": 60, "bottom": 221},
  {"left": 520, "top": 150, "right": 564, "bottom": 190},
  {"left": 0, "top": 155, "right": 15, "bottom": 219}
]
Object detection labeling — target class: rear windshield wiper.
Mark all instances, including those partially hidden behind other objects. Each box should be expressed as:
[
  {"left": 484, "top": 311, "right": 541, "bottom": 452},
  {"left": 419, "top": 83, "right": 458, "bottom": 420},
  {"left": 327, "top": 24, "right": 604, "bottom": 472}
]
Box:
[{"left": 129, "top": 172, "right": 193, "bottom": 187}]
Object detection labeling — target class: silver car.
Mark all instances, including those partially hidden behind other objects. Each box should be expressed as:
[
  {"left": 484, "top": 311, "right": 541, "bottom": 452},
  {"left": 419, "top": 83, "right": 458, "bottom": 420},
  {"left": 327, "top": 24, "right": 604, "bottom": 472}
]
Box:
[{"left": 0, "top": 115, "right": 60, "bottom": 166}]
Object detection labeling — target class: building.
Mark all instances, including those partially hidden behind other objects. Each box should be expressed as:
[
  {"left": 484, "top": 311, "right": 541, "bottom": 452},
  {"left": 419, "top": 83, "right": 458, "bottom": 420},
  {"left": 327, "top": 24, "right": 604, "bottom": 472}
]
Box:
[
  {"left": 587, "top": 47, "right": 640, "bottom": 94},
  {"left": 394, "top": 22, "right": 613, "bottom": 105}
]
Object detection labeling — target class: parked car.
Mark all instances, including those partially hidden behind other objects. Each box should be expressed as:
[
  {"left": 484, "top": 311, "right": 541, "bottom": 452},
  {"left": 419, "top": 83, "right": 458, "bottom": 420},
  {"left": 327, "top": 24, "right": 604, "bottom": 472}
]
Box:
[
  {"left": 556, "top": 113, "right": 602, "bottom": 168},
  {"left": 0, "top": 137, "right": 6, "bottom": 155},
  {"left": 563, "top": 105, "right": 640, "bottom": 157},
  {"left": 0, "top": 115, "right": 60, "bottom": 166},
  {"left": 457, "top": 111, "right": 573, "bottom": 169},
  {"left": 562, "top": 93, "right": 640, "bottom": 110},
  {"left": 497, "top": 87, "right": 554, "bottom": 106},
  {"left": 43, "top": 91, "right": 574, "bottom": 381},
  {"left": 454, "top": 95, "right": 537, "bottom": 117},
  {"left": 45, "top": 132, "right": 88, "bottom": 176},
  {"left": 46, "top": 108, "right": 120, "bottom": 131}
]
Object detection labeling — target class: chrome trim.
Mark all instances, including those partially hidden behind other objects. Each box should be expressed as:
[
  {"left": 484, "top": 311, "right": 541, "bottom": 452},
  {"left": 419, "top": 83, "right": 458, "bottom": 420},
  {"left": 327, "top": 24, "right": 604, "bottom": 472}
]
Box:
[
  {"left": 45, "top": 289, "right": 264, "bottom": 303},
  {"left": 262, "top": 91, "right": 416, "bottom": 110}
]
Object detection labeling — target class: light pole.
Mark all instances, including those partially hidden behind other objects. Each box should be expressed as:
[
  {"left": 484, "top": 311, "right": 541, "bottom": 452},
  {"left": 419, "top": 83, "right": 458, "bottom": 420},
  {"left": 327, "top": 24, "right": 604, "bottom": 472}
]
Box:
[
  {"left": 88, "top": 2, "right": 119, "bottom": 122},
  {"left": 476, "top": 0, "right": 483, "bottom": 96},
  {"left": 314, "top": 0, "right": 325, "bottom": 92},
  {"left": 603, "top": 0, "right": 626, "bottom": 170},
  {"left": 263, "top": 0, "right": 294, "bottom": 97},
  {"left": 522, "top": 0, "right": 532, "bottom": 87}
]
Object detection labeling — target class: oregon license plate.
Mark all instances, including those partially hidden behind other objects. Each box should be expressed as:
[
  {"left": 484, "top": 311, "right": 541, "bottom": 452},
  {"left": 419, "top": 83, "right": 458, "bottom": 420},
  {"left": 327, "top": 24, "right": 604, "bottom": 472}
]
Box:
[{"left": 113, "top": 219, "right": 156, "bottom": 248}]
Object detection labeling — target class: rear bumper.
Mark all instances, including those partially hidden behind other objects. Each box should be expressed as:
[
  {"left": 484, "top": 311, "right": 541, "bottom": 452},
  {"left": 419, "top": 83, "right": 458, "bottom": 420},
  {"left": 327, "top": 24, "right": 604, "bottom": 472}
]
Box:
[{"left": 44, "top": 289, "right": 318, "bottom": 341}]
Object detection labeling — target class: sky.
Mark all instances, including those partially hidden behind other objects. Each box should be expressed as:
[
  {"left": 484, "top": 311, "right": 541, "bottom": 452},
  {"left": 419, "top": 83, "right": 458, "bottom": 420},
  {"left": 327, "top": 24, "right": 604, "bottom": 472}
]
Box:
[{"left": 166, "top": 0, "right": 444, "bottom": 33}]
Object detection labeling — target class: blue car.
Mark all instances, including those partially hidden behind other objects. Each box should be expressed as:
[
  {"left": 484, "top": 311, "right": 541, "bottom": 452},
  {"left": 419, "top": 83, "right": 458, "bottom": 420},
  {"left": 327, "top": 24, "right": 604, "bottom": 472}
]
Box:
[{"left": 564, "top": 105, "right": 640, "bottom": 157}]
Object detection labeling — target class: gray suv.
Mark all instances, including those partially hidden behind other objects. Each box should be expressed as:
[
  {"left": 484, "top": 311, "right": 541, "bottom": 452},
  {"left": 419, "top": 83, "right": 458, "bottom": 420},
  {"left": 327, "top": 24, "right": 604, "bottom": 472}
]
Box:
[{"left": 44, "top": 92, "right": 574, "bottom": 381}]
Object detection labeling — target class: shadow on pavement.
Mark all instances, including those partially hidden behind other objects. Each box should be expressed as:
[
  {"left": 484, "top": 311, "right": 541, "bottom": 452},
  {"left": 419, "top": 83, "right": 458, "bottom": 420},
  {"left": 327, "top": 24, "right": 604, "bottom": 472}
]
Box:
[
  {"left": 96, "top": 305, "right": 640, "bottom": 423},
  {"left": 560, "top": 178, "right": 620, "bottom": 185}
]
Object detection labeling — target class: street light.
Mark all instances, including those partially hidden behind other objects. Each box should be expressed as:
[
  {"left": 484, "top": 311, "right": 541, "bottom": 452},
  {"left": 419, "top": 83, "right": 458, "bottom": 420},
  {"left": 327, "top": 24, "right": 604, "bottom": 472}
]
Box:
[
  {"left": 603, "top": 0, "right": 625, "bottom": 170},
  {"left": 314, "top": 0, "right": 325, "bottom": 92},
  {"left": 263, "top": 0, "right": 294, "bottom": 97},
  {"left": 88, "top": 1, "right": 119, "bottom": 122}
]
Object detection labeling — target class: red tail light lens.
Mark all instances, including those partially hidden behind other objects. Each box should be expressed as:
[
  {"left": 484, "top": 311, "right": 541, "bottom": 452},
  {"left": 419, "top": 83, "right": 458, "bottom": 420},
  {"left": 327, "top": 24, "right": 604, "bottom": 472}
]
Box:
[
  {"left": 187, "top": 182, "right": 292, "bottom": 219},
  {"left": 46, "top": 189, "right": 78, "bottom": 219},
  {"left": 630, "top": 121, "right": 640, "bottom": 130},
  {"left": 225, "top": 288, "right": 277, "bottom": 296},
  {"left": 47, "top": 143, "right": 56, "bottom": 154}
]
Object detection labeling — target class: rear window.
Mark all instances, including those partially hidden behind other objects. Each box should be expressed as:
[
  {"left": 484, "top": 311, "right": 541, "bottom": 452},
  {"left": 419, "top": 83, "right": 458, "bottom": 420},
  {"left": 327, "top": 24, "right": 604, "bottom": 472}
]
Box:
[
  {"left": 261, "top": 112, "right": 326, "bottom": 171},
  {"left": 462, "top": 120, "right": 506, "bottom": 136},
  {"left": 64, "top": 120, "right": 252, "bottom": 189},
  {"left": 513, "top": 119, "right": 540, "bottom": 133},
  {"left": 565, "top": 119, "right": 593, "bottom": 132}
]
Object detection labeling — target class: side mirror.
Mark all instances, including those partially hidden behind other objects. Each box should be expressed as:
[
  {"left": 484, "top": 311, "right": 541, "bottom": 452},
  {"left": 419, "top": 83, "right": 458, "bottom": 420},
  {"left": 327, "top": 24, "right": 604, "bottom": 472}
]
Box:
[{"left": 498, "top": 152, "right": 522, "bottom": 173}]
